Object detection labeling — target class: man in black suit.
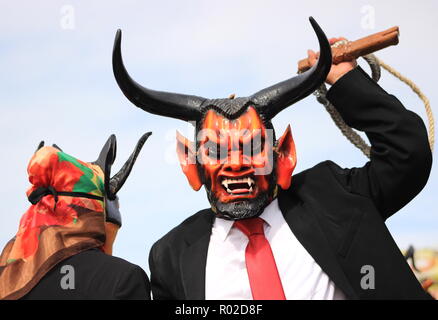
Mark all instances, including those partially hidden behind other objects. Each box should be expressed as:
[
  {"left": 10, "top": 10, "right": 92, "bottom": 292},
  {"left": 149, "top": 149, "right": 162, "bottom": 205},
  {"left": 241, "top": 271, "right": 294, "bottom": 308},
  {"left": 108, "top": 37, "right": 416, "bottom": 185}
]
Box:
[{"left": 112, "top": 18, "right": 432, "bottom": 299}]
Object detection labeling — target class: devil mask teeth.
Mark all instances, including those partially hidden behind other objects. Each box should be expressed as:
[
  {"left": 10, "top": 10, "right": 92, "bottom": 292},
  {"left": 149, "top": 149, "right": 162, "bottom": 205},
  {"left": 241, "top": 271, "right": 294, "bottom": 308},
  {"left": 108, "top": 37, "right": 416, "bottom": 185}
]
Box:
[{"left": 221, "top": 177, "right": 255, "bottom": 194}]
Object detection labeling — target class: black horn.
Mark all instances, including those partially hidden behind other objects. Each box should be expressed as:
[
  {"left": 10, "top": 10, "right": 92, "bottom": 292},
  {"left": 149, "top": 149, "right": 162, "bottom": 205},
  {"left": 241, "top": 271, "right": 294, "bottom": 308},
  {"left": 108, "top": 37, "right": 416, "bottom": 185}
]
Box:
[
  {"left": 108, "top": 131, "right": 152, "bottom": 199},
  {"left": 36, "top": 141, "right": 45, "bottom": 152},
  {"left": 251, "top": 17, "right": 332, "bottom": 120},
  {"left": 112, "top": 30, "right": 205, "bottom": 122},
  {"left": 52, "top": 144, "right": 63, "bottom": 152},
  {"left": 94, "top": 134, "right": 117, "bottom": 199}
]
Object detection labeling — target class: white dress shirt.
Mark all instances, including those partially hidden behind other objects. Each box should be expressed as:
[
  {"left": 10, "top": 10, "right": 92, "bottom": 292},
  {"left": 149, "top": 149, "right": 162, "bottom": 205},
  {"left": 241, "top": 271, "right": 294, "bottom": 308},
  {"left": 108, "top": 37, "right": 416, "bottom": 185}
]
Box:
[{"left": 205, "top": 198, "right": 346, "bottom": 300}]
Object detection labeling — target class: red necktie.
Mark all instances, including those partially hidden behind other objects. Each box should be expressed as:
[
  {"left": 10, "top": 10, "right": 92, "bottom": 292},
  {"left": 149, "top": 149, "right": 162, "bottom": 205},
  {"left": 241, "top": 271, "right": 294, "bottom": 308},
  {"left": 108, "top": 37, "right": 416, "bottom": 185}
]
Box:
[{"left": 234, "top": 217, "right": 286, "bottom": 300}]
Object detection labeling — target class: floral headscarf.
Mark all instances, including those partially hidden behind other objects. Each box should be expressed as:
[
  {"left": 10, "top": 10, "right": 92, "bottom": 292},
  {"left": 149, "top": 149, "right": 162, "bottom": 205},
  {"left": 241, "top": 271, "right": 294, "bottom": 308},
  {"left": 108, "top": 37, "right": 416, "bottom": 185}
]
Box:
[{"left": 0, "top": 146, "right": 107, "bottom": 300}]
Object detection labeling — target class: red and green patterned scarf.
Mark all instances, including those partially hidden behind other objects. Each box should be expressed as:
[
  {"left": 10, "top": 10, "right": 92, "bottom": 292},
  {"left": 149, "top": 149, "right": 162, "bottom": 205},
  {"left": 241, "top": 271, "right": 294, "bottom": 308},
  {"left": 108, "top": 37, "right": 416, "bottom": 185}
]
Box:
[{"left": 0, "top": 146, "right": 107, "bottom": 299}]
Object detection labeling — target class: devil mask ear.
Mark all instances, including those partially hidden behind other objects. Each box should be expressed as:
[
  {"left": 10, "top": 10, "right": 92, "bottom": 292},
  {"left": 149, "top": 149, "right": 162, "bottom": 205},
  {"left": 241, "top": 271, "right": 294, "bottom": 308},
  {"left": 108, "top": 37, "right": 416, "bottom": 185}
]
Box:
[
  {"left": 276, "top": 125, "right": 297, "bottom": 190},
  {"left": 176, "top": 131, "right": 202, "bottom": 191}
]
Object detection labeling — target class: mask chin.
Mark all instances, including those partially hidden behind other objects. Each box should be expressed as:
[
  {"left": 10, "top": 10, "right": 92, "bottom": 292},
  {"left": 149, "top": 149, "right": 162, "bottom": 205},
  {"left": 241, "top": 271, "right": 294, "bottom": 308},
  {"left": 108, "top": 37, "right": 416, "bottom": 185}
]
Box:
[
  {"left": 206, "top": 172, "right": 277, "bottom": 220},
  {"left": 211, "top": 193, "right": 270, "bottom": 220}
]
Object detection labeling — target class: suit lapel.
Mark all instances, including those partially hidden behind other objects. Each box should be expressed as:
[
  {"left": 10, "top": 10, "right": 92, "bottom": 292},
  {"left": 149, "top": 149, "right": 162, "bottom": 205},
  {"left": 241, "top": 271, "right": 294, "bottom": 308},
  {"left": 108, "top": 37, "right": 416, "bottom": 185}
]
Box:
[
  {"left": 278, "top": 190, "right": 358, "bottom": 299},
  {"left": 179, "top": 195, "right": 358, "bottom": 300},
  {"left": 181, "top": 209, "right": 214, "bottom": 300}
]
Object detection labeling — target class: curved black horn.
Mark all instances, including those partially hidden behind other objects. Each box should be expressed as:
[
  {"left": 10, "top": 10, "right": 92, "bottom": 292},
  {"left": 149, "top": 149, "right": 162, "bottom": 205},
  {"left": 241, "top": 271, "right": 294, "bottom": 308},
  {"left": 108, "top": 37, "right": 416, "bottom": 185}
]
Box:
[
  {"left": 52, "top": 144, "right": 63, "bottom": 152},
  {"left": 94, "top": 135, "right": 117, "bottom": 172},
  {"left": 251, "top": 17, "right": 332, "bottom": 120},
  {"left": 112, "top": 30, "right": 205, "bottom": 122},
  {"left": 94, "top": 135, "right": 117, "bottom": 199},
  {"left": 108, "top": 132, "right": 152, "bottom": 199},
  {"left": 36, "top": 141, "right": 45, "bottom": 152}
]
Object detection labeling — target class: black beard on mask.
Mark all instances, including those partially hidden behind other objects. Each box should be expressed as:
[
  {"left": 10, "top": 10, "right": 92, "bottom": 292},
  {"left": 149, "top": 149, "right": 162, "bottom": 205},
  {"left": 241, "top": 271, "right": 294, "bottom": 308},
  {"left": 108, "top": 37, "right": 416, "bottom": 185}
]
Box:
[{"left": 202, "top": 170, "right": 277, "bottom": 221}]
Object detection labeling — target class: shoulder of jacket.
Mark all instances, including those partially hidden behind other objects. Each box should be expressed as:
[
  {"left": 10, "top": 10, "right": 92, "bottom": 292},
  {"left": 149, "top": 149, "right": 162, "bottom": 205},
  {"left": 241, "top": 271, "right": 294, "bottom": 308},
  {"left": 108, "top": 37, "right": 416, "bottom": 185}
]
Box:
[
  {"left": 151, "top": 208, "right": 212, "bottom": 253},
  {"left": 73, "top": 249, "right": 143, "bottom": 273},
  {"left": 292, "top": 160, "right": 337, "bottom": 183}
]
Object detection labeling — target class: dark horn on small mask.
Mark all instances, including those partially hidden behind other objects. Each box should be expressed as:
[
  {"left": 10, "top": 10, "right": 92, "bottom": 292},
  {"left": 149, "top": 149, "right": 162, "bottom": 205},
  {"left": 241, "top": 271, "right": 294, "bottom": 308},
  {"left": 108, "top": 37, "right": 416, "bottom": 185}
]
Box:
[
  {"left": 36, "top": 141, "right": 45, "bottom": 152},
  {"left": 94, "top": 135, "right": 117, "bottom": 200},
  {"left": 112, "top": 30, "right": 205, "bottom": 122},
  {"left": 108, "top": 132, "right": 152, "bottom": 199},
  {"left": 251, "top": 17, "right": 332, "bottom": 120},
  {"left": 52, "top": 144, "right": 63, "bottom": 152}
]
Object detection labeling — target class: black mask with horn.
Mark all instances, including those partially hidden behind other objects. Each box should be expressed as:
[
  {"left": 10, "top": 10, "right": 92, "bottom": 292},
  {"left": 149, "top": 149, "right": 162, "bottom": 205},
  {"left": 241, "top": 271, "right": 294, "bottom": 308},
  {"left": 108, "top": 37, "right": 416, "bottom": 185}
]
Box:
[
  {"left": 112, "top": 17, "right": 331, "bottom": 125},
  {"left": 93, "top": 132, "right": 152, "bottom": 227},
  {"left": 37, "top": 132, "right": 152, "bottom": 227}
]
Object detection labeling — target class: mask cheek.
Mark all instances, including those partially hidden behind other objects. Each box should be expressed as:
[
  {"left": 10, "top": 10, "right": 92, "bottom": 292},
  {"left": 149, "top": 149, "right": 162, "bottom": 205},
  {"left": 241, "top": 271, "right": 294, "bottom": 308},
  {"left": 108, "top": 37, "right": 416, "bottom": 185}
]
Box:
[
  {"left": 254, "top": 175, "right": 270, "bottom": 193},
  {"left": 251, "top": 148, "right": 274, "bottom": 176},
  {"left": 203, "top": 163, "right": 222, "bottom": 193}
]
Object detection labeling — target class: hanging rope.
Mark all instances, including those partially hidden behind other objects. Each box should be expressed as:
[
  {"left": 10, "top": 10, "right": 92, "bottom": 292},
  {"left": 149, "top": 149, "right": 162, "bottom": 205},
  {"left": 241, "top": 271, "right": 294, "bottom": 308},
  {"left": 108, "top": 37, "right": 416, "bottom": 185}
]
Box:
[
  {"left": 312, "top": 40, "right": 434, "bottom": 158},
  {"left": 377, "top": 57, "right": 435, "bottom": 152}
]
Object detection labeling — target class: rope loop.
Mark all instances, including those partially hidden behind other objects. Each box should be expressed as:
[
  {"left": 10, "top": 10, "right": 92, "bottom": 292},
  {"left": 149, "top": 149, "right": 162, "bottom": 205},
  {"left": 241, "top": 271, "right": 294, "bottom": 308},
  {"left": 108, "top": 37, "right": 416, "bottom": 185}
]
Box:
[{"left": 312, "top": 40, "right": 434, "bottom": 158}]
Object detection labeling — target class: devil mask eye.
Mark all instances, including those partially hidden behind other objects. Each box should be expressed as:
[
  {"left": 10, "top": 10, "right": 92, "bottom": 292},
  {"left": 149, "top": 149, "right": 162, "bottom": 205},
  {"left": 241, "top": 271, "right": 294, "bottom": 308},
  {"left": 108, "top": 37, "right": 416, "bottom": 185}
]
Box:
[{"left": 203, "top": 141, "right": 227, "bottom": 162}]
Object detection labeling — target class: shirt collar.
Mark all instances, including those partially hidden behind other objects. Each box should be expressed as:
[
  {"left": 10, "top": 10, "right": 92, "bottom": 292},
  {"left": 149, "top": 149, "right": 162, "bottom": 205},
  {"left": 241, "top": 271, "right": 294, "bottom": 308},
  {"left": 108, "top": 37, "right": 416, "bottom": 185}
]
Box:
[
  {"left": 212, "top": 216, "right": 234, "bottom": 242},
  {"left": 212, "top": 198, "right": 279, "bottom": 242},
  {"left": 259, "top": 198, "right": 280, "bottom": 229}
]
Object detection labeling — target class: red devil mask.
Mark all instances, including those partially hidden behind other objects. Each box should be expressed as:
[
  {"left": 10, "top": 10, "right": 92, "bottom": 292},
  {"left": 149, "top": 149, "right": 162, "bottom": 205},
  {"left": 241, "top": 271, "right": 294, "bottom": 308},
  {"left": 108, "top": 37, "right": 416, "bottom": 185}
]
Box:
[{"left": 112, "top": 17, "right": 332, "bottom": 219}]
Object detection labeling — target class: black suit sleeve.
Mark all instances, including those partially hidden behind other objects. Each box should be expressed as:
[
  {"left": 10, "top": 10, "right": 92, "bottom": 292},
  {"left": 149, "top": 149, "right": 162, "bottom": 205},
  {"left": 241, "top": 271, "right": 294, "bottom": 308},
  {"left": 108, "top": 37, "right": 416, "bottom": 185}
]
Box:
[
  {"left": 148, "top": 243, "right": 173, "bottom": 300},
  {"left": 115, "top": 264, "right": 151, "bottom": 300},
  {"left": 325, "top": 66, "right": 432, "bottom": 220}
]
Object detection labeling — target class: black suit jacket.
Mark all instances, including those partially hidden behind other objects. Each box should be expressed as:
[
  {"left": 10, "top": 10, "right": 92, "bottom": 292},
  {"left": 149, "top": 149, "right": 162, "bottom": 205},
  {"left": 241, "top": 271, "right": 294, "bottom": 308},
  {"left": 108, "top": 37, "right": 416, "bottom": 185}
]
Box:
[
  {"left": 22, "top": 249, "right": 151, "bottom": 300},
  {"left": 149, "top": 67, "right": 433, "bottom": 300}
]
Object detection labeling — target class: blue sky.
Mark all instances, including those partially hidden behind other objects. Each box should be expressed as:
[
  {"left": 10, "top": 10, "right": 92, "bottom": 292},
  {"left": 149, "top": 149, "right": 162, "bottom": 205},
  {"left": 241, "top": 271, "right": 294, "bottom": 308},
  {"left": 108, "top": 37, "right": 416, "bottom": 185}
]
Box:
[{"left": 1, "top": 0, "right": 437, "bottom": 273}]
